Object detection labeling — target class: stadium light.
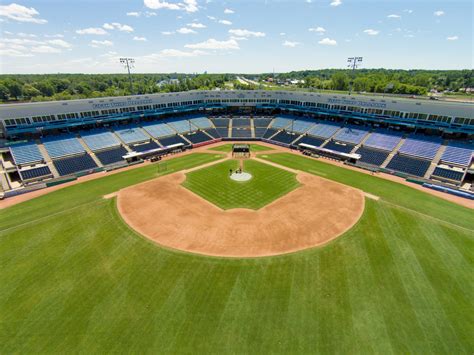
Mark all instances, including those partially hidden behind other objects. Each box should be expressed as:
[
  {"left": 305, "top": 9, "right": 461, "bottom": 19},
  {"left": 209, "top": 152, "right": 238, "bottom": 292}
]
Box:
[
  {"left": 347, "top": 57, "right": 363, "bottom": 95},
  {"left": 120, "top": 57, "right": 135, "bottom": 95}
]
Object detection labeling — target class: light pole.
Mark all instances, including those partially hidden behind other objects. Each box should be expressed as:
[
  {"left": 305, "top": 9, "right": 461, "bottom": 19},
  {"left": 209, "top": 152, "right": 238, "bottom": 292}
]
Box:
[
  {"left": 347, "top": 56, "right": 363, "bottom": 95},
  {"left": 120, "top": 57, "right": 135, "bottom": 95}
]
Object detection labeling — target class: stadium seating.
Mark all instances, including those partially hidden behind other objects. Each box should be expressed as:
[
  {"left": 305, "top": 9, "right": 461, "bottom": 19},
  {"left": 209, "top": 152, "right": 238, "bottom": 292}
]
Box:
[
  {"left": 95, "top": 146, "right": 128, "bottom": 165},
  {"left": 386, "top": 154, "right": 431, "bottom": 177},
  {"left": 9, "top": 143, "right": 44, "bottom": 165},
  {"left": 166, "top": 119, "right": 194, "bottom": 133},
  {"left": 253, "top": 117, "right": 273, "bottom": 127},
  {"left": 53, "top": 154, "right": 98, "bottom": 176},
  {"left": 297, "top": 135, "right": 325, "bottom": 147},
  {"left": 431, "top": 167, "right": 464, "bottom": 181},
  {"left": 398, "top": 135, "right": 442, "bottom": 160},
  {"left": 324, "top": 141, "right": 355, "bottom": 154},
  {"left": 189, "top": 116, "right": 213, "bottom": 129},
  {"left": 114, "top": 126, "right": 149, "bottom": 144},
  {"left": 185, "top": 131, "right": 213, "bottom": 144},
  {"left": 203, "top": 128, "right": 220, "bottom": 138},
  {"left": 364, "top": 131, "right": 403, "bottom": 151},
  {"left": 131, "top": 141, "right": 160, "bottom": 153},
  {"left": 355, "top": 147, "right": 390, "bottom": 166},
  {"left": 142, "top": 122, "right": 175, "bottom": 138},
  {"left": 254, "top": 127, "right": 268, "bottom": 137},
  {"left": 288, "top": 119, "right": 316, "bottom": 134},
  {"left": 307, "top": 122, "right": 340, "bottom": 139},
  {"left": 81, "top": 130, "right": 120, "bottom": 151},
  {"left": 440, "top": 142, "right": 474, "bottom": 167},
  {"left": 232, "top": 118, "right": 251, "bottom": 127},
  {"left": 263, "top": 128, "right": 278, "bottom": 139},
  {"left": 333, "top": 127, "right": 369, "bottom": 145},
  {"left": 216, "top": 127, "right": 230, "bottom": 137},
  {"left": 271, "top": 116, "right": 292, "bottom": 129},
  {"left": 19, "top": 166, "right": 52, "bottom": 180},
  {"left": 270, "top": 131, "right": 298, "bottom": 145},
  {"left": 232, "top": 128, "right": 252, "bottom": 138},
  {"left": 158, "top": 135, "right": 189, "bottom": 147},
  {"left": 42, "top": 135, "right": 85, "bottom": 158},
  {"left": 211, "top": 117, "right": 230, "bottom": 127}
]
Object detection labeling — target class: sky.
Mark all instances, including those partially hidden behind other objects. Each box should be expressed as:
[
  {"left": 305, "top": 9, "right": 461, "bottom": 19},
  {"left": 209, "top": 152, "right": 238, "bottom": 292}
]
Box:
[{"left": 0, "top": 0, "right": 472, "bottom": 74}]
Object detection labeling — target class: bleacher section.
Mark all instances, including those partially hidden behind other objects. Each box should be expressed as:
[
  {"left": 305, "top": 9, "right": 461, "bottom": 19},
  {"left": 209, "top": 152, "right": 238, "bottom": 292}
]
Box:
[
  {"left": 95, "top": 146, "right": 128, "bottom": 165},
  {"left": 271, "top": 116, "right": 292, "bottom": 129},
  {"left": 324, "top": 141, "right": 355, "bottom": 154},
  {"left": 398, "top": 136, "right": 442, "bottom": 160},
  {"left": 355, "top": 147, "right": 390, "bottom": 166},
  {"left": 42, "top": 135, "right": 85, "bottom": 159},
  {"left": 9, "top": 143, "right": 44, "bottom": 165},
  {"left": 204, "top": 128, "right": 220, "bottom": 138},
  {"left": 19, "top": 166, "right": 52, "bottom": 180},
  {"left": 142, "top": 122, "right": 175, "bottom": 138},
  {"left": 386, "top": 155, "right": 431, "bottom": 177},
  {"left": 333, "top": 127, "right": 369, "bottom": 145},
  {"left": 114, "top": 126, "right": 148, "bottom": 144},
  {"left": 270, "top": 131, "right": 298, "bottom": 145},
  {"left": 53, "top": 154, "right": 98, "bottom": 176},
  {"left": 297, "top": 135, "right": 325, "bottom": 147},
  {"left": 253, "top": 117, "right": 273, "bottom": 128},
  {"left": 289, "top": 119, "right": 316, "bottom": 134},
  {"left": 431, "top": 167, "right": 465, "bottom": 181},
  {"left": 158, "top": 135, "right": 189, "bottom": 147},
  {"left": 216, "top": 127, "right": 230, "bottom": 138},
  {"left": 263, "top": 128, "right": 278, "bottom": 139},
  {"left": 232, "top": 118, "right": 251, "bottom": 127},
  {"left": 131, "top": 141, "right": 160, "bottom": 153},
  {"left": 307, "top": 122, "right": 340, "bottom": 139},
  {"left": 232, "top": 128, "right": 252, "bottom": 138},
  {"left": 167, "top": 119, "right": 194, "bottom": 134},
  {"left": 81, "top": 130, "right": 120, "bottom": 151},
  {"left": 440, "top": 143, "right": 474, "bottom": 167},
  {"left": 210, "top": 117, "right": 230, "bottom": 127},
  {"left": 184, "top": 131, "right": 213, "bottom": 144},
  {"left": 189, "top": 116, "right": 213, "bottom": 129},
  {"left": 364, "top": 131, "right": 403, "bottom": 151},
  {"left": 254, "top": 127, "right": 268, "bottom": 137}
]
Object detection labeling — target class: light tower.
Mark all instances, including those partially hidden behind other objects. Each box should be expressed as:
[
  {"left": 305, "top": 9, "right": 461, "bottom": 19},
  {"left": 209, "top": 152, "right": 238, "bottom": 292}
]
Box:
[
  {"left": 120, "top": 57, "right": 135, "bottom": 95},
  {"left": 347, "top": 56, "right": 363, "bottom": 95}
]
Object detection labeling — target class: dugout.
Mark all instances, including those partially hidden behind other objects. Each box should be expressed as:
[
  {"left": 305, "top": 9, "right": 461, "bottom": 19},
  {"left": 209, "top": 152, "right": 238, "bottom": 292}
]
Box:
[{"left": 232, "top": 144, "right": 250, "bottom": 158}]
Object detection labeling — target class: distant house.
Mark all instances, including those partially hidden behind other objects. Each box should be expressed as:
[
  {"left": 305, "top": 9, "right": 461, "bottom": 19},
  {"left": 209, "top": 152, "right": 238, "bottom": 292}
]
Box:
[{"left": 156, "top": 79, "right": 180, "bottom": 87}]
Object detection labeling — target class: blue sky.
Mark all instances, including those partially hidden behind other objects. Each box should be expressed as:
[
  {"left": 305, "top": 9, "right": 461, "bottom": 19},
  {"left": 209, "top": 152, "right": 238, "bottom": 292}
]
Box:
[{"left": 0, "top": 0, "right": 472, "bottom": 74}]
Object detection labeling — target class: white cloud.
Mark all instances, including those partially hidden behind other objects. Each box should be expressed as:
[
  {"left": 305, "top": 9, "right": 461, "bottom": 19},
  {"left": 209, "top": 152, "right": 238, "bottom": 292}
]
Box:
[
  {"left": 17, "top": 32, "right": 37, "bottom": 38},
  {"left": 207, "top": 15, "right": 216, "bottom": 20},
  {"left": 219, "top": 19, "right": 232, "bottom": 25},
  {"left": 224, "top": 8, "right": 234, "bottom": 14},
  {"left": 185, "top": 38, "right": 240, "bottom": 50},
  {"left": 144, "top": 0, "right": 198, "bottom": 13},
  {"left": 318, "top": 37, "right": 337, "bottom": 46},
  {"left": 161, "top": 31, "right": 174, "bottom": 35},
  {"left": 363, "top": 29, "right": 379, "bottom": 36},
  {"left": 280, "top": 32, "right": 286, "bottom": 36},
  {"left": 309, "top": 26, "right": 326, "bottom": 34},
  {"left": 176, "top": 27, "right": 197, "bottom": 34},
  {"left": 0, "top": 3, "right": 47, "bottom": 24},
  {"left": 133, "top": 36, "right": 147, "bottom": 41},
  {"left": 127, "top": 11, "right": 140, "bottom": 16},
  {"left": 44, "top": 34, "right": 64, "bottom": 38},
  {"left": 76, "top": 27, "right": 108, "bottom": 35},
  {"left": 282, "top": 40, "right": 300, "bottom": 47},
  {"left": 47, "top": 39, "right": 72, "bottom": 48},
  {"left": 330, "top": 0, "right": 342, "bottom": 7},
  {"left": 228, "top": 29, "right": 265, "bottom": 38},
  {"left": 103, "top": 23, "right": 134, "bottom": 32},
  {"left": 188, "top": 22, "right": 206, "bottom": 28},
  {"left": 31, "top": 45, "right": 61, "bottom": 53},
  {"left": 446, "top": 35, "right": 459, "bottom": 41},
  {"left": 387, "top": 14, "right": 401, "bottom": 19},
  {"left": 404, "top": 9, "right": 413, "bottom": 14},
  {"left": 434, "top": 10, "right": 445, "bottom": 16},
  {"left": 90, "top": 40, "right": 114, "bottom": 47}
]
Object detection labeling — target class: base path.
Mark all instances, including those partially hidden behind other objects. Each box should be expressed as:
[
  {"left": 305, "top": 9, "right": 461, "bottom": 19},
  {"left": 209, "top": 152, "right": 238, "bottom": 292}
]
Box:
[{"left": 117, "top": 170, "right": 365, "bottom": 258}]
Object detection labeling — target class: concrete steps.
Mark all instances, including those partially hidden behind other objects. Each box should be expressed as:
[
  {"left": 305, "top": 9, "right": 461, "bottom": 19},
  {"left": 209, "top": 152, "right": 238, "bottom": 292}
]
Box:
[
  {"left": 350, "top": 131, "right": 372, "bottom": 154},
  {"left": 77, "top": 137, "right": 103, "bottom": 168},
  {"left": 381, "top": 137, "right": 406, "bottom": 168},
  {"left": 36, "top": 141, "right": 60, "bottom": 178},
  {"left": 424, "top": 144, "right": 447, "bottom": 179}
]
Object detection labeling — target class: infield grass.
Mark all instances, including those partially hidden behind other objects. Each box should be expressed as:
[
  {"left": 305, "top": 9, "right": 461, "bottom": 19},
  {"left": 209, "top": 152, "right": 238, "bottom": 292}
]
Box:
[
  {"left": 0, "top": 150, "right": 472, "bottom": 353},
  {"left": 208, "top": 143, "right": 274, "bottom": 153},
  {"left": 182, "top": 159, "right": 299, "bottom": 209}
]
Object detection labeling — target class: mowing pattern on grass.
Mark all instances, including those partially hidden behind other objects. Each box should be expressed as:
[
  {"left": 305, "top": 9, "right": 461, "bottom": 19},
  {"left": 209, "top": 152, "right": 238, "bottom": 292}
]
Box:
[
  {"left": 182, "top": 159, "right": 300, "bottom": 210},
  {"left": 0, "top": 152, "right": 473, "bottom": 353},
  {"left": 208, "top": 143, "right": 274, "bottom": 153}
]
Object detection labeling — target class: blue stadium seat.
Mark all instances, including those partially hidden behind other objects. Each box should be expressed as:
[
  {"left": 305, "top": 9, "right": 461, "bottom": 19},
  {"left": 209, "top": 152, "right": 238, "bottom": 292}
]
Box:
[
  {"left": 307, "top": 123, "right": 341, "bottom": 139},
  {"left": 9, "top": 143, "right": 44, "bottom": 165},
  {"left": 95, "top": 146, "right": 128, "bottom": 165},
  {"left": 263, "top": 128, "right": 278, "bottom": 139},
  {"left": 232, "top": 118, "right": 251, "bottom": 127},
  {"left": 42, "top": 135, "right": 85, "bottom": 158},
  {"left": 431, "top": 167, "right": 464, "bottom": 181},
  {"left": 189, "top": 116, "right": 213, "bottom": 129},
  {"left": 297, "top": 135, "right": 325, "bottom": 147},
  {"left": 204, "top": 128, "right": 220, "bottom": 138},
  {"left": 440, "top": 143, "right": 473, "bottom": 167},
  {"left": 185, "top": 131, "right": 213, "bottom": 144},
  {"left": 114, "top": 126, "right": 149, "bottom": 144},
  {"left": 253, "top": 118, "right": 273, "bottom": 127},
  {"left": 158, "top": 135, "right": 190, "bottom": 147},
  {"left": 254, "top": 127, "right": 268, "bottom": 137},
  {"left": 232, "top": 128, "right": 252, "bottom": 138},
  {"left": 271, "top": 117, "right": 292, "bottom": 129},
  {"left": 333, "top": 127, "right": 369, "bottom": 144},
  {"left": 364, "top": 131, "right": 403, "bottom": 151},
  {"left": 131, "top": 141, "right": 160, "bottom": 153},
  {"left": 355, "top": 147, "right": 389, "bottom": 166},
  {"left": 216, "top": 127, "right": 230, "bottom": 137},
  {"left": 81, "top": 130, "right": 120, "bottom": 151},
  {"left": 211, "top": 118, "right": 230, "bottom": 127},
  {"left": 142, "top": 122, "right": 176, "bottom": 138},
  {"left": 386, "top": 154, "right": 431, "bottom": 177},
  {"left": 324, "top": 141, "right": 355, "bottom": 154},
  {"left": 19, "top": 166, "right": 52, "bottom": 180},
  {"left": 270, "top": 131, "right": 298, "bottom": 145},
  {"left": 398, "top": 135, "right": 442, "bottom": 160},
  {"left": 53, "top": 154, "right": 98, "bottom": 176},
  {"left": 167, "top": 119, "right": 194, "bottom": 133}
]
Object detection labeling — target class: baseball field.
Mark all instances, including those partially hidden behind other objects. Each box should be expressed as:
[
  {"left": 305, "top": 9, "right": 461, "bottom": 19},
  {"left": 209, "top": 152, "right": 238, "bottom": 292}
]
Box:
[{"left": 0, "top": 145, "right": 472, "bottom": 353}]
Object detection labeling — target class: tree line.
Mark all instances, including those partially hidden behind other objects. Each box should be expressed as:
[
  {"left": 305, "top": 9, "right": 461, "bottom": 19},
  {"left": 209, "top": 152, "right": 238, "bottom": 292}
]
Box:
[{"left": 0, "top": 69, "right": 471, "bottom": 103}]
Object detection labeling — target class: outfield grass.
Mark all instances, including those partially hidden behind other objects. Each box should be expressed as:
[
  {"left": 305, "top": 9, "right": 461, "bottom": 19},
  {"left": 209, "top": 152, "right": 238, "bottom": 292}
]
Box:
[
  {"left": 182, "top": 159, "right": 299, "bottom": 209},
  {"left": 0, "top": 151, "right": 473, "bottom": 353},
  {"left": 208, "top": 143, "right": 274, "bottom": 153}
]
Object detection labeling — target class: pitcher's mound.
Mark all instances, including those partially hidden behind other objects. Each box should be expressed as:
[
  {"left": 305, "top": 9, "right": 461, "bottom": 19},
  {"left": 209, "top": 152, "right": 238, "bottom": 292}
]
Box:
[
  {"left": 117, "top": 172, "right": 365, "bottom": 258},
  {"left": 230, "top": 172, "right": 252, "bottom": 182}
]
